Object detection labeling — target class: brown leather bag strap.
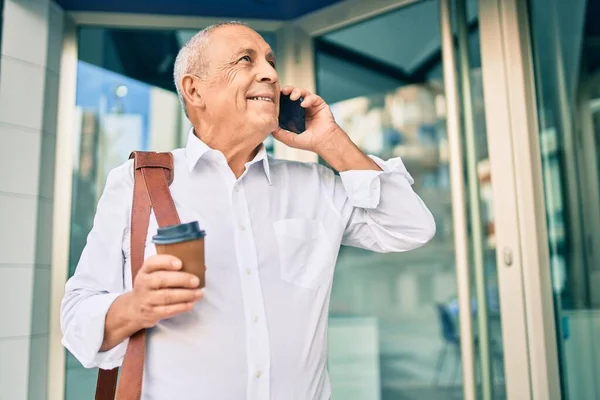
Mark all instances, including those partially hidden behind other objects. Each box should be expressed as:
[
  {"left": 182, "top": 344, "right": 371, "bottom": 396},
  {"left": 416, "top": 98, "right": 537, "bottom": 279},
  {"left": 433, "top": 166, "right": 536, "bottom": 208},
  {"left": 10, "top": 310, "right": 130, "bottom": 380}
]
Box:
[
  {"left": 95, "top": 151, "right": 179, "bottom": 400},
  {"left": 96, "top": 368, "right": 119, "bottom": 400}
]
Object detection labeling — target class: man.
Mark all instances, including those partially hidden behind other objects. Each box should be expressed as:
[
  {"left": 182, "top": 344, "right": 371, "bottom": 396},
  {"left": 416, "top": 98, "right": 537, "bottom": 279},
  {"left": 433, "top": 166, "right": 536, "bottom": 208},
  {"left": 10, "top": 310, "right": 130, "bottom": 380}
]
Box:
[{"left": 61, "top": 22, "right": 435, "bottom": 399}]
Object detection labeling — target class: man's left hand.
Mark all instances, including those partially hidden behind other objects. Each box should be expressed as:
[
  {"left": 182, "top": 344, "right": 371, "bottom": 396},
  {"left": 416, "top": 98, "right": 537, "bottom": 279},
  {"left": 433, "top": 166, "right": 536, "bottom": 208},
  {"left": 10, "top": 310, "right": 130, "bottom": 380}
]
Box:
[
  {"left": 272, "top": 86, "right": 381, "bottom": 172},
  {"left": 272, "top": 86, "right": 350, "bottom": 156}
]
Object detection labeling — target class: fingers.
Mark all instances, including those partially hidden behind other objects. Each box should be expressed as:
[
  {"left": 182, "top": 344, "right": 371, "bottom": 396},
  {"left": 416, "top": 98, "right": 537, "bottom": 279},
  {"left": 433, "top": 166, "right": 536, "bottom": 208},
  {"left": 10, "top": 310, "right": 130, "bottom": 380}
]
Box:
[
  {"left": 149, "top": 288, "right": 204, "bottom": 306},
  {"left": 152, "top": 302, "right": 197, "bottom": 320},
  {"left": 300, "top": 94, "right": 324, "bottom": 109},
  {"left": 281, "top": 86, "right": 312, "bottom": 102},
  {"left": 132, "top": 271, "right": 204, "bottom": 327},
  {"left": 281, "top": 87, "right": 325, "bottom": 112},
  {"left": 143, "top": 270, "right": 200, "bottom": 290},
  {"left": 281, "top": 86, "right": 295, "bottom": 95},
  {"left": 290, "top": 87, "right": 304, "bottom": 101},
  {"left": 142, "top": 254, "right": 183, "bottom": 273}
]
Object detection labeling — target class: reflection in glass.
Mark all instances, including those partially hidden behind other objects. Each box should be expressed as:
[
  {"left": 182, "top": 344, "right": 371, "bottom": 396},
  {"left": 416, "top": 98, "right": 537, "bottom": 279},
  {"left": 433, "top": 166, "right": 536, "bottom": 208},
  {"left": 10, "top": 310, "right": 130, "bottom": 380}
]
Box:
[
  {"left": 327, "top": 83, "right": 457, "bottom": 400},
  {"left": 316, "top": 1, "right": 504, "bottom": 398}
]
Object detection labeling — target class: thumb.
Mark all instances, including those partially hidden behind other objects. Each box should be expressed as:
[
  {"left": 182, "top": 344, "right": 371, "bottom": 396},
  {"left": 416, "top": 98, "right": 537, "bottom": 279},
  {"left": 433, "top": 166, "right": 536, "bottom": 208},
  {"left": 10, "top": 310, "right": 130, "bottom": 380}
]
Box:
[{"left": 272, "top": 127, "right": 309, "bottom": 150}]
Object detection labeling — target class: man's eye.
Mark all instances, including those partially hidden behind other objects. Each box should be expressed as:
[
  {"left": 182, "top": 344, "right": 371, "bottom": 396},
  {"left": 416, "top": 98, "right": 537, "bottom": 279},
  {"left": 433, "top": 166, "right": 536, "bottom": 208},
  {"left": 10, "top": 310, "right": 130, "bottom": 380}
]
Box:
[
  {"left": 239, "top": 55, "right": 252, "bottom": 62},
  {"left": 269, "top": 61, "right": 276, "bottom": 68}
]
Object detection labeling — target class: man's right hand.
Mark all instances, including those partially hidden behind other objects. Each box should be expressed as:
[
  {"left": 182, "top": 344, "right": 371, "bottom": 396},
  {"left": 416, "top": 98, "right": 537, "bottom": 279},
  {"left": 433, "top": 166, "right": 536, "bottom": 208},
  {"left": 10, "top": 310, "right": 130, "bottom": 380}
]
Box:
[
  {"left": 100, "top": 254, "right": 203, "bottom": 352},
  {"left": 130, "top": 254, "right": 204, "bottom": 328}
]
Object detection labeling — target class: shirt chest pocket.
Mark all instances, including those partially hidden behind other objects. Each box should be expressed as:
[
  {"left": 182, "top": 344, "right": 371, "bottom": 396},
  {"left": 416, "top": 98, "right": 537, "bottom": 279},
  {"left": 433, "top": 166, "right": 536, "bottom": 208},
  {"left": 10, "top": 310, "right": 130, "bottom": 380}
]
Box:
[{"left": 273, "top": 218, "right": 335, "bottom": 290}]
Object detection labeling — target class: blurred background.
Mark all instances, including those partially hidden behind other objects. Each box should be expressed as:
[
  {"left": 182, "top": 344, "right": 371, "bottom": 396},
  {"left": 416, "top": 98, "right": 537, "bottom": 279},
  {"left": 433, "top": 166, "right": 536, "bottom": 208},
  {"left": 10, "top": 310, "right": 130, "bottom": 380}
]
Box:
[{"left": 0, "top": 0, "right": 599, "bottom": 399}]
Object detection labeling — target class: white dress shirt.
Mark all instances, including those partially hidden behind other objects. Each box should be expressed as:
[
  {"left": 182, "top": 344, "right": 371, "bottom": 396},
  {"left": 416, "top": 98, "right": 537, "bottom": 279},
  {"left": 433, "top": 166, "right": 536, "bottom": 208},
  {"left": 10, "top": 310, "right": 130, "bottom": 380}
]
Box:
[{"left": 61, "top": 131, "right": 435, "bottom": 400}]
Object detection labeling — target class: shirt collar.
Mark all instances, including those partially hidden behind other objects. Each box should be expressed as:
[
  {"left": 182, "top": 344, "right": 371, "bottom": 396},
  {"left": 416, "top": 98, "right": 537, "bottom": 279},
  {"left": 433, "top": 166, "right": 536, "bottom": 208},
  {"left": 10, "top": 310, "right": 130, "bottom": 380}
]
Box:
[{"left": 184, "top": 129, "right": 272, "bottom": 185}]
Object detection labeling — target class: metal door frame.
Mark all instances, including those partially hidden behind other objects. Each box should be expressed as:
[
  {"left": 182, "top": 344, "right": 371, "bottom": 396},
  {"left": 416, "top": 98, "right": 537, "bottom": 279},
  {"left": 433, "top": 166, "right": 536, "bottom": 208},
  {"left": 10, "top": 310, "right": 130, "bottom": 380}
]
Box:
[{"left": 478, "top": 0, "right": 561, "bottom": 398}]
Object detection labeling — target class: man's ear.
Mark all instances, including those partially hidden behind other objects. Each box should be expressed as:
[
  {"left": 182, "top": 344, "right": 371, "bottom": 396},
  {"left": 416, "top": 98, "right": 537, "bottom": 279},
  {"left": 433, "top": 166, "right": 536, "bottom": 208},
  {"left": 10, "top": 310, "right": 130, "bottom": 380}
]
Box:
[{"left": 181, "top": 75, "right": 206, "bottom": 110}]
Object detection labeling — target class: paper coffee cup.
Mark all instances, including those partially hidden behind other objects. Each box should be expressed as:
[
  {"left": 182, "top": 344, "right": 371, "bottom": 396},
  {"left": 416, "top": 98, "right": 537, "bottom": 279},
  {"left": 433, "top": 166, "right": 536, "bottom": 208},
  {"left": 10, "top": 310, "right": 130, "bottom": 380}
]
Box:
[{"left": 152, "top": 221, "right": 206, "bottom": 288}]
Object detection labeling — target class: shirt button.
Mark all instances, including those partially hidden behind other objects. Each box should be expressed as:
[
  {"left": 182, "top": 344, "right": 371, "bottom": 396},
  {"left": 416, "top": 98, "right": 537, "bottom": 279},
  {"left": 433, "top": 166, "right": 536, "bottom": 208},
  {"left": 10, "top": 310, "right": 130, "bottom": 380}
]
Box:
[
  {"left": 240, "top": 224, "right": 246, "bottom": 231},
  {"left": 255, "top": 371, "right": 262, "bottom": 378},
  {"left": 246, "top": 268, "right": 251, "bottom": 275},
  {"left": 253, "top": 316, "right": 259, "bottom": 323},
  {"left": 235, "top": 185, "right": 241, "bottom": 192}
]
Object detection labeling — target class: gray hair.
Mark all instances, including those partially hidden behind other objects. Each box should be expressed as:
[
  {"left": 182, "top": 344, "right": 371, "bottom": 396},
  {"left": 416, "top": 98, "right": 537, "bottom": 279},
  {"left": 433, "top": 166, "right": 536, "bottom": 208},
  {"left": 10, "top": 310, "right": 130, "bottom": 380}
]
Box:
[{"left": 173, "top": 21, "right": 247, "bottom": 117}]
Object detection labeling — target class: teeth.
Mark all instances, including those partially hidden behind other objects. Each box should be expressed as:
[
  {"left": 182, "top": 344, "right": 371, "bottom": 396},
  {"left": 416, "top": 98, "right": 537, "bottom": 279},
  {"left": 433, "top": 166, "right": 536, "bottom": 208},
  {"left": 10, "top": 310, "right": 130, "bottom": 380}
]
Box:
[{"left": 249, "top": 97, "right": 272, "bottom": 102}]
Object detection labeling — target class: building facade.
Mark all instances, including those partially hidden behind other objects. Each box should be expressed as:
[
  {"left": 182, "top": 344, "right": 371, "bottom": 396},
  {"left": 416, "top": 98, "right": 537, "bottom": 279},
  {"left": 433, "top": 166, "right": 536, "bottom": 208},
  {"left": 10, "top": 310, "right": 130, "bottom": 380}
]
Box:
[{"left": 0, "top": 0, "right": 599, "bottom": 399}]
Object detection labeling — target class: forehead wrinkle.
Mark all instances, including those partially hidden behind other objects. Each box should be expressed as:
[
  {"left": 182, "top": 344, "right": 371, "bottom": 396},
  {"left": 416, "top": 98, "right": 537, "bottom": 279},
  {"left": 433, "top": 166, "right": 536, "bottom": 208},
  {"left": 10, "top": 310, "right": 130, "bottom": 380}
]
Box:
[
  {"left": 207, "top": 29, "right": 276, "bottom": 79},
  {"left": 229, "top": 37, "right": 273, "bottom": 55}
]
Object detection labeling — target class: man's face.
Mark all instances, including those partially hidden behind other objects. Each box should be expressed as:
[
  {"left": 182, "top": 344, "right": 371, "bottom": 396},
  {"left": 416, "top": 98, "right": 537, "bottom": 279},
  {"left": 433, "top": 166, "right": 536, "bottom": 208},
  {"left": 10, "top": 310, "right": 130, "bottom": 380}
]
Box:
[{"left": 199, "top": 25, "right": 280, "bottom": 137}]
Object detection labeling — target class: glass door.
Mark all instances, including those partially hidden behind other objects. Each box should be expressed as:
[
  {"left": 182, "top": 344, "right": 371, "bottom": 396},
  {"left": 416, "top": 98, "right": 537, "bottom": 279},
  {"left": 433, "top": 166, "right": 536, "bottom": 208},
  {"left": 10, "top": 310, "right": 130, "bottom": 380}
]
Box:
[
  {"left": 528, "top": 0, "right": 600, "bottom": 398},
  {"left": 302, "top": 0, "right": 506, "bottom": 398}
]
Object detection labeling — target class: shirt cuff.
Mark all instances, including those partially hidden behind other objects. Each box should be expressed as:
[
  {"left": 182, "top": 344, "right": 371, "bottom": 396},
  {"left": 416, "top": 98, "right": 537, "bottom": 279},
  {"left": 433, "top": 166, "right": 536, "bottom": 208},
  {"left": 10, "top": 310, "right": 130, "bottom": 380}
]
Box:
[
  {"left": 62, "top": 293, "right": 125, "bottom": 369},
  {"left": 339, "top": 155, "right": 414, "bottom": 209}
]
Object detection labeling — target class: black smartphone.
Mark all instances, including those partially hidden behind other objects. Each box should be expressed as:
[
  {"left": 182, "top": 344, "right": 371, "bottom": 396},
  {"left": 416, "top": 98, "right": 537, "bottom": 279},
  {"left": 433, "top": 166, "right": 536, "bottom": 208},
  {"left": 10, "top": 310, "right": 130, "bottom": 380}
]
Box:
[{"left": 278, "top": 93, "right": 306, "bottom": 134}]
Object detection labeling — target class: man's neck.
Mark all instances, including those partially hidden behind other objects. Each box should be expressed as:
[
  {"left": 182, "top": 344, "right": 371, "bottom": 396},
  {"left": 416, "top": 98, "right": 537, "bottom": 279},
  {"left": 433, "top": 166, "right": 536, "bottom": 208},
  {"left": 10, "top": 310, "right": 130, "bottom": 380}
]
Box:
[
  {"left": 225, "top": 145, "right": 260, "bottom": 179},
  {"left": 193, "top": 127, "right": 262, "bottom": 178}
]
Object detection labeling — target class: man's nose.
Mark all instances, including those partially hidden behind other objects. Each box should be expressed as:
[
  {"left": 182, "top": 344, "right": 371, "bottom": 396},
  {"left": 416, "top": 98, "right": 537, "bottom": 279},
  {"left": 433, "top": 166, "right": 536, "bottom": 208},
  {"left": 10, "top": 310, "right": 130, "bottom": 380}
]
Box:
[{"left": 257, "top": 61, "right": 278, "bottom": 83}]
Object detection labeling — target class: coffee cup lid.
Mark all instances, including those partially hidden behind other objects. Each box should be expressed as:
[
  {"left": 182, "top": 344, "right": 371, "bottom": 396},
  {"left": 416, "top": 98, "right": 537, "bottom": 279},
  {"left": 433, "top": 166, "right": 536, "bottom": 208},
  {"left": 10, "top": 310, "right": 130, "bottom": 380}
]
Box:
[{"left": 152, "top": 221, "right": 206, "bottom": 245}]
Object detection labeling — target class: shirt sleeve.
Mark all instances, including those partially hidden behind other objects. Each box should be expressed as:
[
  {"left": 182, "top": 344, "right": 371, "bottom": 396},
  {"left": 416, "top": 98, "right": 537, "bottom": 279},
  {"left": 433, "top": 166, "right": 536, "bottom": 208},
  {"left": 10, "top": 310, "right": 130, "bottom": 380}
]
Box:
[
  {"left": 60, "top": 161, "right": 133, "bottom": 369},
  {"left": 329, "top": 155, "right": 436, "bottom": 252}
]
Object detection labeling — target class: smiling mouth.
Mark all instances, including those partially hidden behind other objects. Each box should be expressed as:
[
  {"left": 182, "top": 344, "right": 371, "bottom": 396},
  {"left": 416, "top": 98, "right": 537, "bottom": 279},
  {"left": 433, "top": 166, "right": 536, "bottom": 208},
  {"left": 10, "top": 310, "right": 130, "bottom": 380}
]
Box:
[{"left": 248, "top": 96, "right": 274, "bottom": 102}]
